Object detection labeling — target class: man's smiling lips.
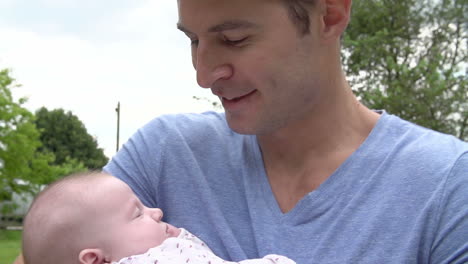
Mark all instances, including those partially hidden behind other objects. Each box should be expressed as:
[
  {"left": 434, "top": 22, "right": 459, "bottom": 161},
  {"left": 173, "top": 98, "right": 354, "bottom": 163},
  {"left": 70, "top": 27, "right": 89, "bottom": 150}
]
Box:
[{"left": 218, "top": 90, "right": 258, "bottom": 111}]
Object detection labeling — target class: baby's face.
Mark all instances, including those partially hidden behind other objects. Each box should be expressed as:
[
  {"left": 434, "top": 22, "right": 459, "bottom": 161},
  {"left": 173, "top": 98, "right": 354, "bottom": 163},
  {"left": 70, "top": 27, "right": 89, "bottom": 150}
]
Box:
[{"left": 89, "top": 175, "right": 180, "bottom": 261}]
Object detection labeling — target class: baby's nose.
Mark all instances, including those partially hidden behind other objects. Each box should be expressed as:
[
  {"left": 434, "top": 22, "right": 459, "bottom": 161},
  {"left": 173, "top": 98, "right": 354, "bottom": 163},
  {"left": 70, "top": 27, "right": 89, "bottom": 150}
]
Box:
[{"left": 150, "top": 208, "right": 163, "bottom": 221}]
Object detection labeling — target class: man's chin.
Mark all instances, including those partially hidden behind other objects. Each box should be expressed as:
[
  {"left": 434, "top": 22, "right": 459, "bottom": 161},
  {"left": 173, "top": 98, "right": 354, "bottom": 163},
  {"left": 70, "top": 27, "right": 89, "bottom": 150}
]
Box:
[{"left": 225, "top": 116, "right": 257, "bottom": 135}]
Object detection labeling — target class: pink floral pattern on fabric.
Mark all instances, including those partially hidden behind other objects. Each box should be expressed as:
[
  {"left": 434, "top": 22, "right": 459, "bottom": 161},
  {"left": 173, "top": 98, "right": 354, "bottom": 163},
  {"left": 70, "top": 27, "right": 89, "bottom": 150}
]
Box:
[{"left": 114, "top": 229, "right": 295, "bottom": 264}]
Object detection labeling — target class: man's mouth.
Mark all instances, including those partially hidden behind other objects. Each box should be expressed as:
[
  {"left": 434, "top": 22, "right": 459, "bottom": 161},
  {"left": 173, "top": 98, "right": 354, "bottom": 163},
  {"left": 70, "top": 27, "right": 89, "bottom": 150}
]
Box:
[{"left": 223, "top": 90, "right": 256, "bottom": 102}]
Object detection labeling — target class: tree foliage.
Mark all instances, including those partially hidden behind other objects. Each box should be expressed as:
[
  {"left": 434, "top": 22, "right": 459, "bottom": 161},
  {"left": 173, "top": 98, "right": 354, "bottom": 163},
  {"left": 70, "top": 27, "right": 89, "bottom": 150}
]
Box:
[
  {"left": 0, "top": 69, "right": 41, "bottom": 202},
  {"left": 343, "top": 0, "right": 467, "bottom": 140},
  {"left": 0, "top": 69, "right": 87, "bottom": 216},
  {"left": 35, "top": 107, "right": 108, "bottom": 170},
  {"left": 192, "top": 96, "right": 223, "bottom": 110}
]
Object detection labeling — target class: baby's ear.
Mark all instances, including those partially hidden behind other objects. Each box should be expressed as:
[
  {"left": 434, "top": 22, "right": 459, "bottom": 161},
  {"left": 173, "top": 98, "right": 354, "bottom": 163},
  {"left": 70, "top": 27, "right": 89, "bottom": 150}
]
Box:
[{"left": 79, "top": 248, "right": 108, "bottom": 264}]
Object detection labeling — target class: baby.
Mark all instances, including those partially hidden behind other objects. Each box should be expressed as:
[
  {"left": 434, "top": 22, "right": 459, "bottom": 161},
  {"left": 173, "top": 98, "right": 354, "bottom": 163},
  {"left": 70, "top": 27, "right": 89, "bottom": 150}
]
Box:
[{"left": 22, "top": 171, "right": 295, "bottom": 264}]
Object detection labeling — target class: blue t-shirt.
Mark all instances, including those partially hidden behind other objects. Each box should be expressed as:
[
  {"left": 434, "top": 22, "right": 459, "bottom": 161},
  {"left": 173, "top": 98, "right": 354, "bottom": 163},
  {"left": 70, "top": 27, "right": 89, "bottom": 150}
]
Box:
[{"left": 104, "top": 111, "right": 467, "bottom": 264}]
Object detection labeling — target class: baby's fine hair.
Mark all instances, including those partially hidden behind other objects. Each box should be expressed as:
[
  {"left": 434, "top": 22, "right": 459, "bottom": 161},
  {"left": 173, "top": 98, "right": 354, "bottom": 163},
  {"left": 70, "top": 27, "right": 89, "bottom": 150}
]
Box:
[{"left": 22, "top": 170, "right": 109, "bottom": 264}]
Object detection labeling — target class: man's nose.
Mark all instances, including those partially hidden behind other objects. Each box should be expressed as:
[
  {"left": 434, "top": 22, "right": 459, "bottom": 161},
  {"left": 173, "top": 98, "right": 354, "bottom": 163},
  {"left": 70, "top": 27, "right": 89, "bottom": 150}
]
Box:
[
  {"left": 149, "top": 208, "right": 163, "bottom": 222},
  {"left": 193, "top": 45, "right": 233, "bottom": 88}
]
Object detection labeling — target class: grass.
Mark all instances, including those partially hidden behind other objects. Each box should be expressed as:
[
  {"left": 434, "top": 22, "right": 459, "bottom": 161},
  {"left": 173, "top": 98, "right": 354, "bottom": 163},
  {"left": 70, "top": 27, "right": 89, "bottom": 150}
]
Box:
[{"left": 0, "top": 229, "right": 22, "bottom": 264}]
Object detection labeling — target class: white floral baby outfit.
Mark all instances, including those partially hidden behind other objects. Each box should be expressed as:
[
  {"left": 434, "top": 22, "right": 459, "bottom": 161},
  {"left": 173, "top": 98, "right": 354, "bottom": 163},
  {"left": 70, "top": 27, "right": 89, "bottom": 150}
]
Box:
[{"left": 114, "top": 228, "right": 295, "bottom": 264}]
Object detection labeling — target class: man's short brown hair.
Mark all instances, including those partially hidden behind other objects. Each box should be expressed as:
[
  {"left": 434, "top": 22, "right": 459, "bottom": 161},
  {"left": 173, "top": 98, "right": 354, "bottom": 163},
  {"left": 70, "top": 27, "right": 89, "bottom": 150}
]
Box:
[{"left": 281, "top": 0, "right": 317, "bottom": 35}]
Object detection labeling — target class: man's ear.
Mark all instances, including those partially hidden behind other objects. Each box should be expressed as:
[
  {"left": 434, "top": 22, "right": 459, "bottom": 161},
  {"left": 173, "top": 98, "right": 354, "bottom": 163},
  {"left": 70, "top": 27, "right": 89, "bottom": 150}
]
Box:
[
  {"left": 320, "top": 0, "right": 352, "bottom": 38},
  {"left": 79, "top": 248, "right": 108, "bottom": 264}
]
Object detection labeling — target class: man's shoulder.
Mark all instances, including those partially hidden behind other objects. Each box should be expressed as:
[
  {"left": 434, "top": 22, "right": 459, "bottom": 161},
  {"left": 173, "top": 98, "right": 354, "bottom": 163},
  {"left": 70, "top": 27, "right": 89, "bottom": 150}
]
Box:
[
  {"left": 123, "top": 111, "right": 251, "bottom": 159},
  {"left": 380, "top": 112, "right": 467, "bottom": 155},
  {"left": 376, "top": 112, "right": 468, "bottom": 176},
  {"left": 142, "top": 111, "right": 230, "bottom": 135},
  {"left": 132, "top": 111, "right": 244, "bottom": 144},
  {"left": 148, "top": 111, "right": 226, "bottom": 128}
]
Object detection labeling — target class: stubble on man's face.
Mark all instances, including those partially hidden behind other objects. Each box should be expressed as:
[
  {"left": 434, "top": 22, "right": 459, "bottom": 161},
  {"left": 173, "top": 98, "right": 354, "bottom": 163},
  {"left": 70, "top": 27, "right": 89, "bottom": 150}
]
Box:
[{"left": 177, "top": 0, "right": 325, "bottom": 136}]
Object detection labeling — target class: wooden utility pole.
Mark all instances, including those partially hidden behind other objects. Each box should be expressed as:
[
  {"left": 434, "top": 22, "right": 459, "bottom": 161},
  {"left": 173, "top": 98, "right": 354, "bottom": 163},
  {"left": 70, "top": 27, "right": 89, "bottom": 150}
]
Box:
[{"left": 115, "top": 101, "right": 120, "bottom": 152}]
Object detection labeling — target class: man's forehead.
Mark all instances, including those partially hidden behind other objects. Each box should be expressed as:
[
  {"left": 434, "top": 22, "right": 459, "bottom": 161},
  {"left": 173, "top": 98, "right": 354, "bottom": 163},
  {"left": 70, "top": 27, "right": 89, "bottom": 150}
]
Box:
[
  {"left": 177, "top": 0, "right": 279, "bottom": 5},
  {"left": 176, "top": 0, "right": 282, "bottom": 33}
]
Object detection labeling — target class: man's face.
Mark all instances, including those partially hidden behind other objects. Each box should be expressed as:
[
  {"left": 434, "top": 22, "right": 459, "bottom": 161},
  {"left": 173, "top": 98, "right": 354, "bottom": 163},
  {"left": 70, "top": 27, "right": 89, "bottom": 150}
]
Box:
[
  {"left": 178, "top": 0, "right": 329, "bottom": 135},
  {"left": 89, "top": 175, "right": 180, "bottom": 261}
]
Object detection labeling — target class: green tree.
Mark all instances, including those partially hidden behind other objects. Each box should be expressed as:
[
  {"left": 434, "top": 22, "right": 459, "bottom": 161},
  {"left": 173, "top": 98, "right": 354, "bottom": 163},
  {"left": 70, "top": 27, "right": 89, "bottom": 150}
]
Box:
[
  {"left": 343, "top": 0, "right": 467, "bottom": 140},
  {"left": 0, "top": 69, "right": 43, "bottom": 213},
  {"left": 0, "top": 69, "right": 86, "bottom": 217},
  {"left": 192, "top": 96, "right": 223, "bottom": 110},
  {"left": 35, "top": 107, "right": 108, "bottom": 170},
  {"left": 28, "top": 151, "right": 86, "bottom": 189},
  {"left": 0, "top": 69, "right": 41, "bottom": 198}
]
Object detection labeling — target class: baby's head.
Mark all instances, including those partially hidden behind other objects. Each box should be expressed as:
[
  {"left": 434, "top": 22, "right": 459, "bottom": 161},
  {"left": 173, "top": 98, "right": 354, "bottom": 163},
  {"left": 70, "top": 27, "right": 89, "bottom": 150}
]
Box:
[{"left": 22, "top": 171, "right": 180, "bottom": 264}]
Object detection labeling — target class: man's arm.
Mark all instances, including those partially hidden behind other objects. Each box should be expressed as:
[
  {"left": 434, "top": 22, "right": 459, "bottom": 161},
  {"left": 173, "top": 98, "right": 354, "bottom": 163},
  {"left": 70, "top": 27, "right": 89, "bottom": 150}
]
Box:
[{"left": 431, "top": 153, "right": 468, "bottom": 263}]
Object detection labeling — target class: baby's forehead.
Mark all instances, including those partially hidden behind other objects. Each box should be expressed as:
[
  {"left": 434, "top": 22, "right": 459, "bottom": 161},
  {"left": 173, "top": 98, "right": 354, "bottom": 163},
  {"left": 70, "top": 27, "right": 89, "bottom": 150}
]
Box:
[
  {"left": 67, "top": 173, "right": 120, "bottom": 194},
  {"left": 34, "top": 174, "right": 132, "bottom": 217},
  {"left": 82, "top": 176, "right": 134, "bottom": 204},
  {"left": 40, "top": 176, "right": 109, "bottom": 208}
]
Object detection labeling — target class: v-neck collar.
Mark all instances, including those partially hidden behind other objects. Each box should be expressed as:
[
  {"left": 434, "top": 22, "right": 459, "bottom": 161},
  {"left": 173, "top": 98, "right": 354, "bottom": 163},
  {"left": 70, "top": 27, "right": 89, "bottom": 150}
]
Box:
[{"left": 248, "top": 111, "right": 389, "bottom": 222}]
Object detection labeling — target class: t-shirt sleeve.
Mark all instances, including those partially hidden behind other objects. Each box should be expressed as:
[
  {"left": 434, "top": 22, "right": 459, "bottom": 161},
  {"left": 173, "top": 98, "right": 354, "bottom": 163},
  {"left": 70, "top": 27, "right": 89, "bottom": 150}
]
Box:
[
  {"left": 103, "top": 116, "right": 169, "bottom": 208},
  {"left": 431, "top": 152, "right": 468, "bottom": 263},
  {"left": 104, "top": 112, "right": 227, "bottom": 208}
]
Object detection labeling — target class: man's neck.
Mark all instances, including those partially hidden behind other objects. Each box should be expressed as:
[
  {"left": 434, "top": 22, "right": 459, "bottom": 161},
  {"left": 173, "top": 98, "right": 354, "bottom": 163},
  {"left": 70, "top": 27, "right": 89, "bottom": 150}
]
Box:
[{"left": 257, "top": 88, "right": 380, "bottom": 213}]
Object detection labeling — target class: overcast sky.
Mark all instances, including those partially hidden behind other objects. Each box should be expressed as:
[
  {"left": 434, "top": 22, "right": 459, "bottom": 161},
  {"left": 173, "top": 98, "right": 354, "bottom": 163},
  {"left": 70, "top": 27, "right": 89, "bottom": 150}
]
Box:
[{"left": 0, "top": 0, "right": 220, "bottom": 158}]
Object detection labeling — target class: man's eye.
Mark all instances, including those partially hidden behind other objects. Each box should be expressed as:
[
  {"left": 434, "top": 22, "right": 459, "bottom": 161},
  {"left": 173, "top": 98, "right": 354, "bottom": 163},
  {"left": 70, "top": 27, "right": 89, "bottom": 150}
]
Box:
[{"left": 223, "top": 36, "right": 248, "bottom": 46}]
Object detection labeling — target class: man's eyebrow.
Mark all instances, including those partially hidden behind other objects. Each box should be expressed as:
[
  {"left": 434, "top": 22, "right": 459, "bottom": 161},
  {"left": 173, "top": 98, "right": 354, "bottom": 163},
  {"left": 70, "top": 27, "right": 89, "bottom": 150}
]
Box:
[
  {"left": 177, "top": 20, "right": 258, "bottom": 35},
  {"left": 208, "top": 20, "right": 258, "bottom": 32}
]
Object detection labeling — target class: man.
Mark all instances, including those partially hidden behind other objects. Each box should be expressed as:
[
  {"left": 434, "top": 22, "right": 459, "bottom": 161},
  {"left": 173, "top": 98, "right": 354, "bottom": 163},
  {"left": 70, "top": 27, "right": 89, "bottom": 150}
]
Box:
[{"left": 16, "top": 0, "right": 463, "bottom": 264}]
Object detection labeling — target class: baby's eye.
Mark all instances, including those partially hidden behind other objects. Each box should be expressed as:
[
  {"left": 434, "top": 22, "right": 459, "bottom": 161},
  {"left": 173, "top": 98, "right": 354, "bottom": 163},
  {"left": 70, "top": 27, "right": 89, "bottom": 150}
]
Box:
[{"left": 134, "top": 209, "right": 143, "bottom": 219}]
